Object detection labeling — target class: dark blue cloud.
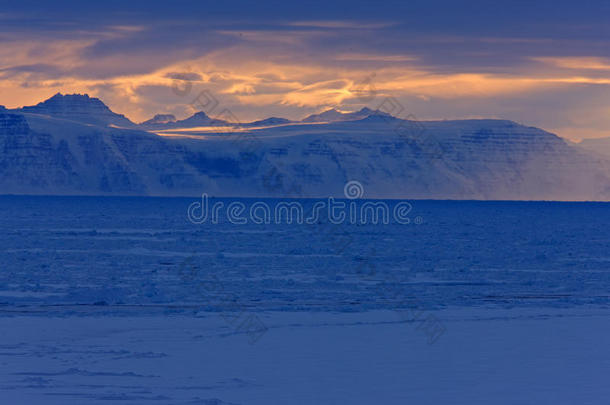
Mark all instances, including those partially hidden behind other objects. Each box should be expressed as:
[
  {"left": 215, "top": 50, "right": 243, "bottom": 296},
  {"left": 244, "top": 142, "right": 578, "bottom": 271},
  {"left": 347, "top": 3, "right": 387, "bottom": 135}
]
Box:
[
  {"left": 4, "top": 0, "right": 609, "bottom": 33},
  {"left": 3, "top": 0, "right": 609, "bottom": 75}
]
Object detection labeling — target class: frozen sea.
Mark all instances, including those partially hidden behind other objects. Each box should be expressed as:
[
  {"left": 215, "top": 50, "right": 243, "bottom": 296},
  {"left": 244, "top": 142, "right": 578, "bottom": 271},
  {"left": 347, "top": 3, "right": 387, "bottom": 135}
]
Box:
[{"left": 1, "top": 196, "right": 609, "bottom": 404}]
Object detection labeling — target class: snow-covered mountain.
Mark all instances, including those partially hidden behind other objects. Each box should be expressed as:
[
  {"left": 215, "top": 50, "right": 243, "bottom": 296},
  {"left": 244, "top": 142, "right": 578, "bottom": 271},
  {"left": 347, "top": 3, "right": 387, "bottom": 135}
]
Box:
[
  {"left": 140, "top": 114, "right": 177, "bottom": 126},
  {"left": 140, "top": 114, "right": 293, "bottom": 130},
  {"left": 12, "top": 93, "right": 136, "bottom": 128},
  {"left": 139, "top": 111, "right": 230, "bottom": 130},
  {"left": 2, "top": 94, "right": 610, "bottom": 200},
  {"left": 139, "top": 106, "right": 382, "bottom": 130},
  {"left": 302, "top": 107, "right": 390, "bottom": 123},
  {"left": 241, "top": 117, "right": 293, "bottom": 127}
]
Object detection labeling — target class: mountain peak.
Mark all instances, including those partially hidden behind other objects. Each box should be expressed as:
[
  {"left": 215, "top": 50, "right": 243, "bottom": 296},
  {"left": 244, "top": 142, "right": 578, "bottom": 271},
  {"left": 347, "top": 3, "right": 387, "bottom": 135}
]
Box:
[
  {"left": 140, "top": 110, "right": 229, "bottom": 129},
  {"left": 357, "top": 107, "right": 374, "bottom": 114},
  {"left": 141, "top": 114, "right": 177, "bottom": 125},
  {"left": 19, "top": 93, "right": 135, "bottom": 128},
  {"left": 179, "top": 111, "right": 218, "bottom": 124},
  {"left": 302, "top": 107, "right": 392, "bottom": 123},
  {"left": 241, "top": 117, "right": 292, "bottom": 127},
  {"left": 191, "top": 111, "right": 210, "bottom": 119},
  {"left": 25, "top": 93, "right": 109, "bottom": 112},
  {"left": 44, "top": 92, "right": 101, "bottom": 106},
  {"left": 302, "top": 108, "right": 345, "bottom": 123}
]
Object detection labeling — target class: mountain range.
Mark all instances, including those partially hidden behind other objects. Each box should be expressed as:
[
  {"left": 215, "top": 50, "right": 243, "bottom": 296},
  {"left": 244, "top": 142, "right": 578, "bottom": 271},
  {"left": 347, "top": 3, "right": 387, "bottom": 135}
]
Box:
[{"left": 1, "top": 93, "right": 610, "bottom": 200}]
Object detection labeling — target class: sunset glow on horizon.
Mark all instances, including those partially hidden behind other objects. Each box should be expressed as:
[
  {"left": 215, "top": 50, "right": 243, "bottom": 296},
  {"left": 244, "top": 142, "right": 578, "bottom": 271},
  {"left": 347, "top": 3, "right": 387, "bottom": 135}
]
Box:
[{"left": 1, "top": 1, "right": 610, "bottom": 140}]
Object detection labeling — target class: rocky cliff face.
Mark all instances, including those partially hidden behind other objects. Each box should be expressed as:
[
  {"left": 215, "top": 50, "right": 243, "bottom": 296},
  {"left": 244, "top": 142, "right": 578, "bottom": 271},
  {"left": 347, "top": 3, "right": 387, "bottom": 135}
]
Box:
[
  {"left": 0, "top": 113, "right": 82, "bottom": 192},
  {"left": 219, "top": 118, "right": 610, "bottom": 200}
]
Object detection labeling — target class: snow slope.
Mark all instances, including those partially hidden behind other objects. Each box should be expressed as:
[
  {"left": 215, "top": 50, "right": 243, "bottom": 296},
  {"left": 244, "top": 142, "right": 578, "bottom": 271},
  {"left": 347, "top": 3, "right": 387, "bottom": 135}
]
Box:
[{"left": 2, "top": 309, "right": 609, "bottom": 405}]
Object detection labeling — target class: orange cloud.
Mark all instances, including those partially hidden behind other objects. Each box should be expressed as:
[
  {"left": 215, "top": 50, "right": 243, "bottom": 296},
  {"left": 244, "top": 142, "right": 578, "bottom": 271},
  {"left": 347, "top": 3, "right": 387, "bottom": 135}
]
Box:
[
  {"left": 533, "top": 57, "right": 610, "bottom": 70},
  {"left": 2, "top": 34, "right": 610, "bottom": 139}
]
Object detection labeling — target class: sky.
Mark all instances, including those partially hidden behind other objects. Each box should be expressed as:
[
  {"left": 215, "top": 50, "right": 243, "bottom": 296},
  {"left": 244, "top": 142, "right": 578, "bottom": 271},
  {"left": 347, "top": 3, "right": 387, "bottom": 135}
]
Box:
[{"left": 1, "top": 0, "right": 609, "bottom": 140}]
